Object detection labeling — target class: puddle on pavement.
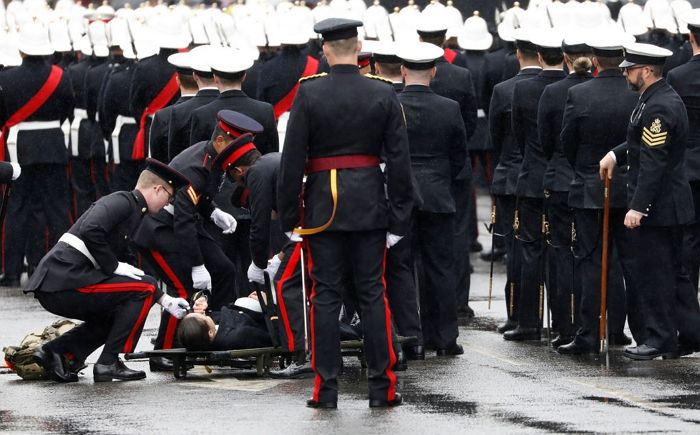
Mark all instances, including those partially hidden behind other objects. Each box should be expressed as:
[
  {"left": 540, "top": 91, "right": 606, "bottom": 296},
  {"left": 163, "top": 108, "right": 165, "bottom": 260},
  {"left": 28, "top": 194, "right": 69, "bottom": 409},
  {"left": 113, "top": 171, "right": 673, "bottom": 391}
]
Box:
[
  {"left": 582, "top": 395, "right": 632, "bottom": 407},
  {"left": 498, "top": 412, "right": 582, "bottom": 433},
  {"left": 652, "top": 393, "right": 700, "bottom": 410},
  {"left": 0, "top": 410, "right": 95, "bottom": 434},
  {"left": 407, "top": 392, "right": 477, "bottom": 416}
]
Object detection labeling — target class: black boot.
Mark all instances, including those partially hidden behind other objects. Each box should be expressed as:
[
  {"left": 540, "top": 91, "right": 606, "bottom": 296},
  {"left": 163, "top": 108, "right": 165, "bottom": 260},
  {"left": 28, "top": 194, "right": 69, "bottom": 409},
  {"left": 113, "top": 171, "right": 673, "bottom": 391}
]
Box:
[
  {"left": 149, "top": 356, "right": 174, "bottom": 372},
  {"left": 369, "top": 392, "right": 403, "bottom": 408},
  {"left": 94, "top": 359, "right": 146, "bottom": 382},
  {"left": 503, "top": 327, "right": 541, "bottom": 341},
  {"left": 32, "top": 346, "right": 78, "bottom": 383}
]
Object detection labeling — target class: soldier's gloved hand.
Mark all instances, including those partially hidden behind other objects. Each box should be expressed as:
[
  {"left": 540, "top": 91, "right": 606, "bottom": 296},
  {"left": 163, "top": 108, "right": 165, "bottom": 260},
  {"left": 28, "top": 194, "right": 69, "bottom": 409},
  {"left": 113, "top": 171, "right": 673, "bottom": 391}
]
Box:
[
  {"left": 285, "top": 231, "right": 302, "bottom": 242},
  {"left": 247, "top": 262, "right": 265, "bottom": 284},
  {"left": 265, "top": 255, "right": 282, "bottom": 280},
  {"left": 114, "top": 262, "right": 145, "bottom": 280},
  {"left": 386, "top": 233, "right": 403, "bottom": 249},
  {"left": 191, "top": 265, "right": 212, "bottom": 289},
  {"left": 159, "top": 294, "right": 190, "bottom": 319},
  {"left": 210, "top": 208, "right": 237, "bottom": 234},
  {"left": 10, "top": 163, "right": 21, "bottom": 180}
]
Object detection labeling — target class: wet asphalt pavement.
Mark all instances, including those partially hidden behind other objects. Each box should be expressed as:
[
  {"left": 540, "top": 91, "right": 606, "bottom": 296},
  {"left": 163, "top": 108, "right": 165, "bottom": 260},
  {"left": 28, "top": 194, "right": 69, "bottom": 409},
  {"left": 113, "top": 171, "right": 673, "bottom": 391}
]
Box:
[{"left": 1, "top": 194, "right": 699, "bottom": 434}]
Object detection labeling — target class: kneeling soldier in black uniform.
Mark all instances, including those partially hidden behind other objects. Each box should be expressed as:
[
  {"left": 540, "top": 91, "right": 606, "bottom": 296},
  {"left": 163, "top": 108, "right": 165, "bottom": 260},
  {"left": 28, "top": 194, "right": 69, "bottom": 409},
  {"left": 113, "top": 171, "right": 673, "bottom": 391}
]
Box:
[{"left": 25, "top": 159, "right": 191, "bottom": 382}]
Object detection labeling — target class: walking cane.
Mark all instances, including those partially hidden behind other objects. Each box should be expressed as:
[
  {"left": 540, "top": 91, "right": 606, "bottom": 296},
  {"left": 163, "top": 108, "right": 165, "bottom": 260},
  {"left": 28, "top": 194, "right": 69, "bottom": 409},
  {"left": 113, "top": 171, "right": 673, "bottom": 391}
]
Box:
[{"left": 599, "top": 172, "right": 611, "bottom": 366}]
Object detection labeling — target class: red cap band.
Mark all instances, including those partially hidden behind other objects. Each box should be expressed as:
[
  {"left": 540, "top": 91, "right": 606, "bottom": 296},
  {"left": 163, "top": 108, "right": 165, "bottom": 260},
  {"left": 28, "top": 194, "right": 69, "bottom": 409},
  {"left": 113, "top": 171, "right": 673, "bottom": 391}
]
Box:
[
  {"left": 218, "top": 120, "right": 245, "bottom": 138},
  {"left": 221, "top": 142, "right": 257, "bottom": 170}
]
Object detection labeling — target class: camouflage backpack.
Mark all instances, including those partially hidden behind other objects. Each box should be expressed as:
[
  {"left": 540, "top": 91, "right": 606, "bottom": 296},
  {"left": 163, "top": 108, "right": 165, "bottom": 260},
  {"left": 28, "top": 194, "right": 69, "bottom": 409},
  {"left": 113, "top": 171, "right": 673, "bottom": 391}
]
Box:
[{"left": 2, "top": 319, "right": 79, "bottom": 380}]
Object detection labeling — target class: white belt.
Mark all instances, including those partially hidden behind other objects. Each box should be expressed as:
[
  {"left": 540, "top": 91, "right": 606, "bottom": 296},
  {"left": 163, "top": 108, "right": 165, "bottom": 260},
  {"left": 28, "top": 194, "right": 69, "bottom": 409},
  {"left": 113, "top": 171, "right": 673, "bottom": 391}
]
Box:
[
  {"left": 70, "top": 109, "right": 88, "bottom": 157},
  {"left": 7, "top": 120, "right": 63, "bottom": 163},
  {"left": 111, "top": 115, "right": 136, "bottom": 165},
  {"left": 59, "top": 233, "right": 99, "bottom": 269}
]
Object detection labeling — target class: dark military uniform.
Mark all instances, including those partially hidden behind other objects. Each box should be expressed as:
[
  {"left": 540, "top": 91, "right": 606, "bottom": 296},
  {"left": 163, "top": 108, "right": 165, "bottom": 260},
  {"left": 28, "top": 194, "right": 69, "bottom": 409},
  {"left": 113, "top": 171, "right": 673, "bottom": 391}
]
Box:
[
  {"left": 398, "top": 84, "right": 468, "bottom": 350},
  {"left": 26, "top": 190, "right": 164, "bottom": 364},
  {"left": 189, "top": 90, "right": 278, "bottom": 155},
  {"left": 430, "top": 55, "right": 478, "bottom": 311},
  {"left": 560, "top": 68, "right": 637, "bottom": 351},
  {"left": 510, "top": 68, "right": 566, "bottom": 335},
  {"left": 667, "top": 55, "right": 700, "bottom": 289},
  {"left": 166, "top": 88, "right": 220, "bottom": 161},
  {"left": 489, "top": 66, "right": 541, "bottom": 328},
  {"left": 278, "top": 64, "right": 413, "bottom": 404},
  {"left": 538, "top": 71, "right": 591, "bottom": 340},
  {"left": 611, "top": 79, "right": 700, "bottom": 354},
  {"left": 0, "top": 57, "right": 74, "bottom": 282},
  {"left": 149, "top": 94, "right": 193, "bottom": 163}
]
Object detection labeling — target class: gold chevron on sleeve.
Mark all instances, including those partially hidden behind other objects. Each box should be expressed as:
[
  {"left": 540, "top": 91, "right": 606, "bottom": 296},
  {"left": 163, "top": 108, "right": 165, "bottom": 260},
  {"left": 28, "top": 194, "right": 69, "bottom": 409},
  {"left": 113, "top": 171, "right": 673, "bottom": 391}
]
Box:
[
  {"left": 642, "top": 127, "right": 667, "bottom": 147},
  {"left": 186, "top": 185, "right": 200, "bottom": 205}
]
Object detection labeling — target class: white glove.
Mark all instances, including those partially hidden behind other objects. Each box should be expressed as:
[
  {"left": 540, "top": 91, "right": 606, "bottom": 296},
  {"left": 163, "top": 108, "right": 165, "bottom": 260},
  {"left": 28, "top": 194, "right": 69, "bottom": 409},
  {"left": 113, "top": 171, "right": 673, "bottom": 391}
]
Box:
[
  {"left": 247, "top": 262, "right": 265, "bottom": 284},
  {"left": 210, "top": 208, "right": 237, "bottom": 234},
  {"left": 114, "top": 262, "right": 145, "bottom": 280},
  {"left": 285, "top": 231, "right": 303, "bottom": 242},
  {"left": 191, "top": 265, "right": 212, "bottom": 289},
  {"left": 159, "top": 294, "right": 190, "bottom": 319},
  {"left": 265, "top": 255, "right": 282, "bottom": 280},
  {"left": 10, "top": 163, "right": 21, "bottom": 180},
  {"left": 386, "top": 233, "right": 403, "bottom": 249}
]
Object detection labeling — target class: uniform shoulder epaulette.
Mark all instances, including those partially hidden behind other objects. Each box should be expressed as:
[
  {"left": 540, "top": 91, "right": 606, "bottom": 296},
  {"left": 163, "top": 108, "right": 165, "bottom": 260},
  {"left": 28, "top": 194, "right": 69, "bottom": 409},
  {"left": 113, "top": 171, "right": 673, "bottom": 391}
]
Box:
[
  {"left": 299, "top": 72, "right": 328, "bottom": 83},
  {"left": 364, "top": 74, "right": 393, "bottom": 85}
]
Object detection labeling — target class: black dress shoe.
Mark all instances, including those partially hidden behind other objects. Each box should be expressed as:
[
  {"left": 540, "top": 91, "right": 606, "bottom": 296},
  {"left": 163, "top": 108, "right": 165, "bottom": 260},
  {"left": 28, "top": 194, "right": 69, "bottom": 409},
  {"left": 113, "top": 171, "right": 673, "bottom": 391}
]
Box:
[
  {"left": 457, "top": 304, "right": 475, "bottom": 318},
  {"left": 469, "top": 241, "right": 483, "bottom": 253},
  {"left": 369, "top": 392, "right": 402, "bottom": 408},
  {"left": 403, "top": 345, "right": 425, "bottom": 361},
  {"left": 149, "top": 356, "right": 174, "bottom": 372},
  {"left": 497, "top": 319, "right": 517, "bottom": 334},
  {"left": 436, "top": 343, "right": 464, "bottom": 356},
  {"left": 392, "top": 350, "right": 408, "bottom": 371},
  {"left": 480, "top": 249, "right": 506, "bottom": 262},
  {"left": 503, "top": 327, "right": 541, "bottom": 341},
  {"left": 557, "top": 340, "right": 596, "bottom": 355},
  {"left": 94, "top": 359, "right": 146, "bottom": 382},
  {"left": 32, "top": 346, "right": 78, "bottom": 383},
  {"left": 623, "top": 344, "right": 678, "bottom": 361},
  {"left": 306, "top": 399, "right": 337, "bottom": 409},
  {"left": 270, "top": 360, "right": 314, "bottom": 378},
  {"left": 0, "top": 275, "right": 20, "bottom": 287},
  {"left": 551, "top": 335, "right": 574, "bottom": 348},
  {"left": 608, "top": 333, "right": 632, "bottom": 346},
  {"left": 678, "top": 342, "right": 700, "bottom": 356}
]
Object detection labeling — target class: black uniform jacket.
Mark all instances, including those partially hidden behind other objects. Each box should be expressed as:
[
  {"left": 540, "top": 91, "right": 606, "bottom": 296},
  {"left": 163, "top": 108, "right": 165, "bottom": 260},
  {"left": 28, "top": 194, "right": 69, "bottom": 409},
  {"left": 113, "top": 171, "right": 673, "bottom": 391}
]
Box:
[
  {"left": 489, "top": 67, "right": 541, "bottom": 196},
  {"left": 612, "top": 79, "right": 693, "bottom": 226},
  {"left": 539, "top": 72, "right": 592, "bottom": 192},
  {"left": 167, "top": 88, "right": 220, "bottom": 161},
  {"left": 0, "top": 57, "right": 74, "bottom": 165},
  {"left": 256, "top": 46, "right": 317, "bottom": 106},
  {"left": 398, "top": 85, "right": 468, "bottom": 214},
  {"left": 513, "top": 69, "right": 566, "bottom": 198},
  {"left": 67, "top": 57, "right": 98, "bottom": 159},
  {"left": 211, "top": 305, "right": 271, "bottom": 350},
  {"left": 25, "top": 190, "right": 162, "bottom": 299},
  {"left": 99, "top": 62, "right": 138, "bottom": 162},
  {"left": 277, "top": 64, "right": 413, "bottom": 235},
  {"left": 149, "top": 95, "right": 192, "bottom": 163},
  {"left": 189, "top": 89, "right": 278, "bottom": 155},
  {"left": 244, "top": 152, "right": 281, "bottom": 269},
  {"left": 0, "top": 161, "right": 14, "bottom": 183},
  {"left": 562, "top": 69, "right": 637, "bottom": 209},
  {"left": 168, "top": 140, "right": 219, "bottom": 268},
  {"left": 431, "top": 57, "right": 478, "bottom": 142},
  {"left": 667, "top": 54, "right": 700, "bottom": 181},
  {"left": 462, "top": 50, "right": 491, "bottom": 151}
]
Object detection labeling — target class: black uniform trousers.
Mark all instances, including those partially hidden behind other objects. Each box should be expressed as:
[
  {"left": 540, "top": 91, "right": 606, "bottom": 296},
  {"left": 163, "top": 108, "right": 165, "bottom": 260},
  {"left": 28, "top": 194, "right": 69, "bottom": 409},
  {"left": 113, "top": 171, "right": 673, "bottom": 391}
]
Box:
[
  {"left": 572, "top": 208, "right": 628, "bottom": 348},
  {"left": 3, "top": 164, "right": 71, "bottom": 279},
  {"left": 306, "top": 230, "right": 396, "bottom": 403},
  {"left": 70, "top": 158, "right": 96, "bottom": 217},
  {"left": 682, "top": 180, "right": 700, "bottom": 292},
  {"left": 545, "top": 191, "right": 580, "bottom": 337},
  {"left": 273, "top": 241, "right": 309, "bottom": 354},
  {"left": 385, "top": 235, "right": 423, "bottom": 345},
  {"left": 110, "top": 161, "right": 144, "bottom": 193},
  {"left": 413, "top": 211, "right": 457, "bottom": 348},
  {"left": 515, "top": 197, "right": 548, "bottom": 328},
  {"left": 495, "top": 194, "right": 521, "bottom": 322},
  {"left": 621, "top": 225, "right": 700, "bottom": 352},
  {"left": 453, "top": 178, "right": 473, "bottom": 309},
  {"left": 35, "top": 274, "right": 159, "bottom": 364}
]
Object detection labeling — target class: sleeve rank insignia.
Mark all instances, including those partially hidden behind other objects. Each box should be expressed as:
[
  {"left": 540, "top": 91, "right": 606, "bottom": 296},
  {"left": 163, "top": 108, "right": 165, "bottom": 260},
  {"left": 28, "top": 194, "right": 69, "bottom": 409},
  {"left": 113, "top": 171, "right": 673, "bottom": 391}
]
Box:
[
  {"left": 642, "top": 118, "right": 668, "bottom": 147},
  {"left": 186, "top": 185, "right": 201, "bottom": 205}
]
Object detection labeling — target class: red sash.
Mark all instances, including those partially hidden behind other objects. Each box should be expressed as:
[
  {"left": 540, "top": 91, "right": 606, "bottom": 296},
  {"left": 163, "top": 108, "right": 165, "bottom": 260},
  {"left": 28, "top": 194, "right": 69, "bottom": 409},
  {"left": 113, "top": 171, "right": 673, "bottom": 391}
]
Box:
[
  {"left": 273, "top": 55, "right": 319, "bottom": 120},
  {"left": 132, "top": 73, "right": 179, "bottom": 160},
  {"left": 0, "top": 66, "right": 63, "bottom": 161},
  {"left": 444, "top": 48, "right": 458, "bottom": 64}
]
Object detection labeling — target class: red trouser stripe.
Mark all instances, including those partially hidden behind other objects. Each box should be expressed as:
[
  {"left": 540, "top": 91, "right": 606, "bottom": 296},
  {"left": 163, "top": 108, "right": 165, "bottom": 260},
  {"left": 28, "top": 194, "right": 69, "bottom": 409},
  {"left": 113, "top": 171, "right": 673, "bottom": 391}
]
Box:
[
  {"left": 381, "top": 247, "right": 397, "bottom": 401},
  {"left": 275, "top": 243, "right": 302, "bottom": 353},
  {"left": 149, "top": 250, "right": 188, "bottom": 349},
  {"left": 77, "top": 280, "right": 156, "bottom": 353},
  {"left": 305, "top": 241, "right": 321, "bottom": 402}
]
